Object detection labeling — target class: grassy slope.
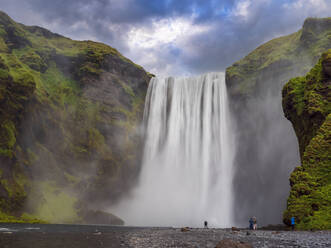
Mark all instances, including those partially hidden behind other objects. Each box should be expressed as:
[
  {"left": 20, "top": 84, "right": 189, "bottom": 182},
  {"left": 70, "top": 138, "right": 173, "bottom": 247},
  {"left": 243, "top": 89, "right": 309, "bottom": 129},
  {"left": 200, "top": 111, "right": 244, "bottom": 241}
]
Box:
[
  {"left": 226, "top": 17, "right": 331, "bottom": 97},
  {"left": 0, "top": 11, "right": 150, "bottom": 223},
  {"left": 282, "top": 50, "right": 331, "bottom": 230}
]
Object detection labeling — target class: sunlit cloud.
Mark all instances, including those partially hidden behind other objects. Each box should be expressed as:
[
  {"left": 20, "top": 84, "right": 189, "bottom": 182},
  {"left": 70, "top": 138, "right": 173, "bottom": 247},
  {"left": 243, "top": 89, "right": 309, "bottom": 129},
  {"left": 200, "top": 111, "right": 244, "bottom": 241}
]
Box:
[
  {"left": 283, "top": 0, "right": 328, "bottom": 12},
  {"left": 232, "top": 0, "right": 252, "bottom": 21},
  {"left": 127, "top": 17, "right": 210, "bottom": 49},
  {"left": 0, "top": 0, "right": 330, "bottom": 76}
]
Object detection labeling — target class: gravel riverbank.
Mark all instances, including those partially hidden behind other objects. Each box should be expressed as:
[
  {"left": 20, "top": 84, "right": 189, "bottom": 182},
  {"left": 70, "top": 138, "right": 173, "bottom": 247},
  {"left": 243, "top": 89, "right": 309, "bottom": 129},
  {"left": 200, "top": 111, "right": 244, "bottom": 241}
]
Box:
[{"left": 0, "top": 223, "right": 330, "bottom": 247}]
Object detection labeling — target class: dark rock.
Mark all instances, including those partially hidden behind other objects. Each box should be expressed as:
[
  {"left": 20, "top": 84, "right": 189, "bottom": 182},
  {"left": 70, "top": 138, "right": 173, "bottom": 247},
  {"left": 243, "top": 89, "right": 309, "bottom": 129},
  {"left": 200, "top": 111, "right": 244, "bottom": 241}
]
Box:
[
  {"left": 322, "top": 53, "right": 331, "bottom": 77},
  {"left": 180, "top": 227, "right": 190, "bottom": 232}
]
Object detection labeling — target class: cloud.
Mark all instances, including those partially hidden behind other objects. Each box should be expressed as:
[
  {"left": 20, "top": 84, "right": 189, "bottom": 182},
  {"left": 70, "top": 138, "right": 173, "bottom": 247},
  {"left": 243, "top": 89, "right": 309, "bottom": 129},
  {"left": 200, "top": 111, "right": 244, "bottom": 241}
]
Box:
[
  {"left": 232, "top": 0, "right": 252, "bottom": 21},
  {"left": 283, "top": 0, "right": 329, "bottom": 16},
  {"left": 127, "top": 17, "right": 210, "bottom": 49},
  {"left": 0, "top": 0, "right": 330, "bottom": 76}
]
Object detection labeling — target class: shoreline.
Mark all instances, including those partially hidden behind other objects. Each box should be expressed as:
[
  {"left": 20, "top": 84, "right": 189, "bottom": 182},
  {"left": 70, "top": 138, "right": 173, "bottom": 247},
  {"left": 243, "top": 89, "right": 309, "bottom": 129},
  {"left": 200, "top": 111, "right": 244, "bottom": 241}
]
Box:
[{"left": 0, "top": 223, "right": 330, "bottom": 248}]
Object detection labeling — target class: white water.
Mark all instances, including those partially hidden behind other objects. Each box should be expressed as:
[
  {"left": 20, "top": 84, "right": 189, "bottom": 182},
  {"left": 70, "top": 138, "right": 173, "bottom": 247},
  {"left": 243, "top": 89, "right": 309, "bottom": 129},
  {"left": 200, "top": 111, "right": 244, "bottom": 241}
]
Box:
[{"left": 112, "top": 72, "right": 235, "bottom": 227}]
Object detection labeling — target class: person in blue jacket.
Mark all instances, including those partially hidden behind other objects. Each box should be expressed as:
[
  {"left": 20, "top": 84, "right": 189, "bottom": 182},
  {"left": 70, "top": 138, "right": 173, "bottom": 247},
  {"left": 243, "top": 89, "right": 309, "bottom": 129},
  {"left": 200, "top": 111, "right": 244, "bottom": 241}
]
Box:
[
  {"left": 291, "top": 217, "right": 295, "bottom": 231},
  {"left": 249, "top": 217, "right": 254, "bottom": 230}
]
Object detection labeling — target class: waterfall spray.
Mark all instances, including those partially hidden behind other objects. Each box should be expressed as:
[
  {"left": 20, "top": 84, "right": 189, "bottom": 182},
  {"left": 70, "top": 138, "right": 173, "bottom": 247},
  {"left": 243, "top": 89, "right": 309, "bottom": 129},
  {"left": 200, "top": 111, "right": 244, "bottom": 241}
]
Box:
[{"left": 112, "top": 72, "right": 235, "bottom": 227}]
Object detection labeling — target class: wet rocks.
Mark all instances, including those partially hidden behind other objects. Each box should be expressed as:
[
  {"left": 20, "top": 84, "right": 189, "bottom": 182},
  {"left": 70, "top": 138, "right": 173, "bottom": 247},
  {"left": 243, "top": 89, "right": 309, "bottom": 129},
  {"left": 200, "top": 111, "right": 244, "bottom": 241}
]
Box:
[
  {"left": 1, "top": 224, "right": 331, "bottom": 248},
  {"left": 215, "top": 239, "right": 253, "bottom": 248},
  {"left": 82, "top": 210, "right": 124, "bottom": 225}
]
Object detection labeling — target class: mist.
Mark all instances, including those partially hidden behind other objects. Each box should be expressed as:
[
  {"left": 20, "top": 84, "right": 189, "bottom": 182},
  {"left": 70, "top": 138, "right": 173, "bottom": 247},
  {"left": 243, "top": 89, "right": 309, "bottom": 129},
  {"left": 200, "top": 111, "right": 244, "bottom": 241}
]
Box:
[
  {"left": 228, "top": 65, "right": 316, "bottom": 226},
  {"left": 109, "top": 57, "right": 314, "bottom": 228},
  {"left": 110, "top": 72, "right": 236, "bottom": 227},
  {"left": 12, "top": 51, "right": 150, "bottom": 224}
]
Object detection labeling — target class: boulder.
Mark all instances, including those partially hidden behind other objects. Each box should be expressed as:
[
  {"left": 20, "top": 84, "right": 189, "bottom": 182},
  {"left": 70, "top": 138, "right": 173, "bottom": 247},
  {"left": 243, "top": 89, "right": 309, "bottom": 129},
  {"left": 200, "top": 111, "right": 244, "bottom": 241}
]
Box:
[{"left": 180, "top": 227, "right": 190, "bottom": 232}]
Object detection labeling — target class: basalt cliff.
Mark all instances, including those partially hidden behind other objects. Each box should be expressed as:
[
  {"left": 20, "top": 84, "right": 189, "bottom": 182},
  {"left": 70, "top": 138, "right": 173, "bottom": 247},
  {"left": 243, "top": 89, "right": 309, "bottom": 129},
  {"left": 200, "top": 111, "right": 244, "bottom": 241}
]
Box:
[
  {"left": 282, "top": 50, "right": 330, "bottom": 230},
  {"left": 0, "top": 11, "right": 151, "bottom": 223},
  {"left": 225, "top": 17, "right": 331, "bottom": 226}
]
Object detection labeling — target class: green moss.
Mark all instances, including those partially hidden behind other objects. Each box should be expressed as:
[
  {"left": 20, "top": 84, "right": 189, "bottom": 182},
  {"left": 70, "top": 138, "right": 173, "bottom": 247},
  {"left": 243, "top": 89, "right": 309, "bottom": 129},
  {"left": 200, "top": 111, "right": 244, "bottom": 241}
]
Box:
[
  {"left": 88, "top": 128, "right": 105, "bottom": 150},
  {"left": 283, "top": 50, "right": 330, "bottom": 156},
  {"left": 120, "top": 81, "right": 135, "bottom": 97},
  {"left": 0, "top": 37, "right": 8, "bottom": 52},
  {"left": 0, "top": 10, "right": 149, "bottom": 223},
  {"left": 283, "top": 76, "right": 306, "bottom": 115},
  {"left": 0, "top": 210, "right": 45, "bottom": 223},
  {"left": 41, "top": 62, "right": 80, "bottom": 106},
  {"left": 0, "top": 170, "right": 27, "bottom": 214},
  {"left": 19, "top": 50, "right": 47, "bottom": 72},
  {"left": 79, "top": 62, "right": 102, "bottom": 77},
  {"left": 226, "top": 17, "right": 331, "bottom": 97},
  {"left": 3, "top": 54, "right": 22, "bottom": 69},
  {"left": 282, "top": 50, "right": 331, "bottom": 230},
  {"left": 30, "top": 181, "right": 79, "bottom": 224},
  {"left": 0, "top": 120, "right": 16, "bottom": 158},
  {"left": 0, "top": 68, "right": 9, "bottom": 79}
]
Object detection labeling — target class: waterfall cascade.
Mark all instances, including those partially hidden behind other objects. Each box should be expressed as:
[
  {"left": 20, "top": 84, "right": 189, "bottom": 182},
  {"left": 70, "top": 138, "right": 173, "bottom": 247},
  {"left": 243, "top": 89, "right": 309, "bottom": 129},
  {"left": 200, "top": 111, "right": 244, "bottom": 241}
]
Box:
[{"left": 112, "top": 72, "right": 235, "bottom": 227}]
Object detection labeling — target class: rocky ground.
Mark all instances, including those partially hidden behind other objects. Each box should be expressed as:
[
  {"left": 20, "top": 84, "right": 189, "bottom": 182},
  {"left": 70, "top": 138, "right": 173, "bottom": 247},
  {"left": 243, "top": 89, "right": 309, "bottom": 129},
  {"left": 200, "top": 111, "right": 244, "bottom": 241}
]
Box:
[{"left": 0, "top": 224, "right": 330, "bottom": 248}]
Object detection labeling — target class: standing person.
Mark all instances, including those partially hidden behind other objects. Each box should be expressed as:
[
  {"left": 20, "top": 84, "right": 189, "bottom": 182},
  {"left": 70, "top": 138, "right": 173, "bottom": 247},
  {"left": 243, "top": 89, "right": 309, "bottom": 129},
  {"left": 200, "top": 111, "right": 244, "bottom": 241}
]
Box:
[
  {"left": 204, "top": 221, "right": 208, "bottom": 228},
  {"left": 253, "top": 216, "right": 257, "bottom": 230},
  {"left": 291, "top": 217, "right": 295, "bottom": 231},
  {"left": 249, "top": 217, "right": 254, "bottom": 230}
]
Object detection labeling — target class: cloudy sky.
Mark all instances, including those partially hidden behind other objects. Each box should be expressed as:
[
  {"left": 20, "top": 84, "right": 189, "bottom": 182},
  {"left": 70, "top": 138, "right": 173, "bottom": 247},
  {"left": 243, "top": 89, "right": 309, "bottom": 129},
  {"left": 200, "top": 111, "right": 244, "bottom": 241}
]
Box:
[{"left": 0, "top": 0, "right": 330, "bottom": 76}]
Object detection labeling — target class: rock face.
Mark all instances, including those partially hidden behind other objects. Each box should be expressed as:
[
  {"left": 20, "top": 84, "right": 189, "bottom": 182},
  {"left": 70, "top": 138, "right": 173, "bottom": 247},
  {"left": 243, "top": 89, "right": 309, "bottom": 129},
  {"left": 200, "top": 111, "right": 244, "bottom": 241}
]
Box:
[
  {"left": 282, "top": 50, "right": 331, "bottom": 230},
  {"left": 225, "top": 17, "right": 331, "bottom": 225},
  {"left": 0, "top": 11, "right": 151, "bottom": 223}
]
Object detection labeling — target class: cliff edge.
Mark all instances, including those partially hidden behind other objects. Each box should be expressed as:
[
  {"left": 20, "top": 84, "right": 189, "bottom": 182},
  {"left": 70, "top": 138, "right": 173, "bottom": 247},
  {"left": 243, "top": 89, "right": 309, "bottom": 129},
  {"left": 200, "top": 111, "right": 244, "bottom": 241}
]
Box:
[
  {"left": 0, "top": 11, "right": 151, "bottom": 223},
  {"left": 282, "top": 50, "right": 331, "bottom": 229}
]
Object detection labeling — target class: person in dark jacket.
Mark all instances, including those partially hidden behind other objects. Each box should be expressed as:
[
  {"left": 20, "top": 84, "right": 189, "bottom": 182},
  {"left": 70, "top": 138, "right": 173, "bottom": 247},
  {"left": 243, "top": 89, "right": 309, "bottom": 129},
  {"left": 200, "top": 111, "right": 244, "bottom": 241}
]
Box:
[{"left": 249, "top": 217, "right": 254, "bottom": 230}]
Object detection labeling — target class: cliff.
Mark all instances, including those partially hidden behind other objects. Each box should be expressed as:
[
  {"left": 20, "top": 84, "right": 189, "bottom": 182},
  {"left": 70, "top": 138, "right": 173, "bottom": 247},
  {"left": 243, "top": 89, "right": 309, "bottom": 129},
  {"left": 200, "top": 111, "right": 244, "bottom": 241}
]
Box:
[
  {"left": 224, "top": 17, "right": 331, "bottom": 225},
  {"left": 0, "top": 11, "right": 151, "bottom": 223},
  {"left": 226, "top": 17, "right": 331, "bottom": 98},
  {"left": 282, "top": 50, "right": 331, "bottom": 229}
]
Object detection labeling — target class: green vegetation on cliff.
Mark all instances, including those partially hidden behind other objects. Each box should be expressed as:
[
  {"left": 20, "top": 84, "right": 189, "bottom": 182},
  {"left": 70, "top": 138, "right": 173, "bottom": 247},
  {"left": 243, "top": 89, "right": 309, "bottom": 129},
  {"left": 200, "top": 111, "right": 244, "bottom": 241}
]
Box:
[
  {"left": 226, "top": 17, "right": 331, "bottom": 97},
  {"left": 282, "top": 50, "right": 331, "bottom": 230},
  {"left": 0, "top": 11, "right": 151, "bottom": 223},
  {"left": 223, "top": 17, "right": 331, "bottom": 226}
]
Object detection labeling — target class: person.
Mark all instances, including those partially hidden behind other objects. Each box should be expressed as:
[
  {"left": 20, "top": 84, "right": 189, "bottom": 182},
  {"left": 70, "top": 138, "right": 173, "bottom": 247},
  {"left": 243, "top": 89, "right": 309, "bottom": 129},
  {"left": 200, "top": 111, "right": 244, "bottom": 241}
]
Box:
[
  {"left": 291, "top": 216, "right": 295, "bottom": 231},
  {"left": 249, "top": 217, "right": 254, "bottom": 230},
  {"left": 252, "top": 216, "right": 257, "bottom": 230},
  {"left": 204, "top": 220, "right": 208, "bottom": 228}
]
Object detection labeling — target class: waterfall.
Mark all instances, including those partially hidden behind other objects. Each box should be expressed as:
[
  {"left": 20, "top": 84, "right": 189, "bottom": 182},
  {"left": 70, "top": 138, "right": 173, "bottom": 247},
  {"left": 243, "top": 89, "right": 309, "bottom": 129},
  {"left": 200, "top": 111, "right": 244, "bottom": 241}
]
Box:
[{"left": 112, "top": 72, "right": 235, "bottom": 227}]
